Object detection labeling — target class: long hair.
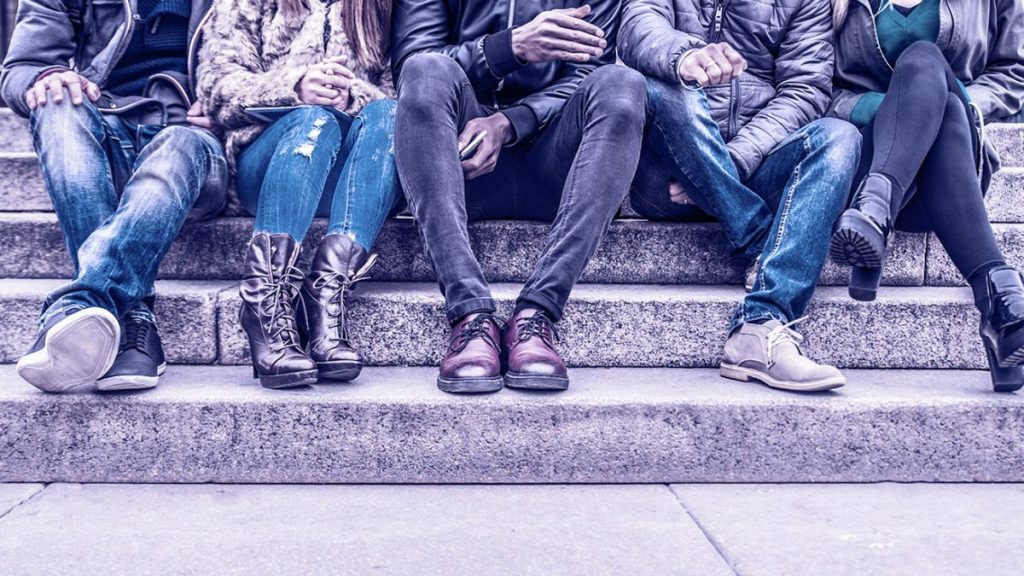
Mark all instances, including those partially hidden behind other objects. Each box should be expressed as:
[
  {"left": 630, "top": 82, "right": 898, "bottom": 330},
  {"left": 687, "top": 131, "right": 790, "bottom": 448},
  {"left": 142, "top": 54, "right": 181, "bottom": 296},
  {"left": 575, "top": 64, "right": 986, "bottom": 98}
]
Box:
[{"left": 279, "top": 0, "right": 392, "bottom": 72}]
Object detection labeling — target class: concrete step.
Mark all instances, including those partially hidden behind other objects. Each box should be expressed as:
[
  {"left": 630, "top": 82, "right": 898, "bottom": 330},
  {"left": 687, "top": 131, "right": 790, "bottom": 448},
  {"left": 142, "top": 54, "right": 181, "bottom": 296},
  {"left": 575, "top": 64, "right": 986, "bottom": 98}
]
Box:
[
  {"left": 0, "top": 212, "right": 929, "bottom": 286},
  {"left": 0, "top": 279, "right": 989, "bottom": 369},
  {"left": 0, "top": 108, "right": 30, "bottom": 152},
  {"left": 0, "top": 364, "right": 1021, "bottom": 483},
  {"left": 3, "top": 145, "right": 1024, "bottom": 220}
]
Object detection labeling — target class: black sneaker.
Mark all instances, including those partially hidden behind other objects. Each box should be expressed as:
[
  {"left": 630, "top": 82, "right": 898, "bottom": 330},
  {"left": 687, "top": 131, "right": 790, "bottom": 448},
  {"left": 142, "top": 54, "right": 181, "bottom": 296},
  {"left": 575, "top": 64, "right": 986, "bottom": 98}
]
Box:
[
  {"left": 16, "top": 307, "right": 121, "bottom": 393},
  {"left": 96, "top": 315, "right": 167, "bottom": 391}
]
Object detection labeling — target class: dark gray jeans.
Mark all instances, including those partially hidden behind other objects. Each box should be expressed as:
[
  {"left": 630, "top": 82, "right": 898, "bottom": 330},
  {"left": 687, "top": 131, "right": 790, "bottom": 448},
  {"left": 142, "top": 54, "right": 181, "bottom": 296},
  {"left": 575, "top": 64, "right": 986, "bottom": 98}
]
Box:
[{"left": 395, "top": 54, "right": 647, "bottom": 323}]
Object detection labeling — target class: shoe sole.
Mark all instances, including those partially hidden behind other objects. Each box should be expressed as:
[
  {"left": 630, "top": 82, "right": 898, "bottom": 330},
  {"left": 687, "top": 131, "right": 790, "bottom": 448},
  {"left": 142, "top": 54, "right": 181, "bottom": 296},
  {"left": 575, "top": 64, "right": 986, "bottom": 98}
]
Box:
[
  {"left": 16, "top": 309, "right": 120, "bottom": 393},
  {"left": 317, "top": 361, "right": 362, "bottom": 383},
  {"left": 504, "top": 372, "right": 569, "bottom": 391},
  {"left": 437, "top": 376, "right": 504, "bottom": 394},
  {"left": 830, "top": 212, "right": 886, "bottom": 268},
  {"left": 720, "top": 363, "right": 846, "bottom": 393},
  {"left": 96, "top": 362, "right": 167, "bottom": 392},
  {"left": 259, "top": 369, "right": 319, "bottom": 390}
]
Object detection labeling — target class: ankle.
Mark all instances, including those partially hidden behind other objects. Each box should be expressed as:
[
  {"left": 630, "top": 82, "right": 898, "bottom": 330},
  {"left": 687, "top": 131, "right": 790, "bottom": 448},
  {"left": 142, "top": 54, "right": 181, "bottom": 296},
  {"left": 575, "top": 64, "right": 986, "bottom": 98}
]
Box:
[{"left": 969, "top": 261, "right": 1009, "bottom": 310}]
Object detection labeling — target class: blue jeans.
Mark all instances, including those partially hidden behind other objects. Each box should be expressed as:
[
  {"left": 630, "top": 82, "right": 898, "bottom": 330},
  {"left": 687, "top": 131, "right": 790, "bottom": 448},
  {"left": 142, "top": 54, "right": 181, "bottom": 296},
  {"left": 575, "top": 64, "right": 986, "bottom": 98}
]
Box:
[
  {"left": 633, "top": 79, "right": 860, "bottom": 329},
  {"left": 236, "top": 102, "right": 400, "bottom": 248},
  {"left": 30, "top": 98, "right": 227, "bottom": 326}
]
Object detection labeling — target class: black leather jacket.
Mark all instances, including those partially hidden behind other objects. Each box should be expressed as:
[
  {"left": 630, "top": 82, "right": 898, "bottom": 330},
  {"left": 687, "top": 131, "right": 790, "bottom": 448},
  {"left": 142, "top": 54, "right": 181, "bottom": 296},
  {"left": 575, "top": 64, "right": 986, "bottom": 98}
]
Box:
[{"left": 392, "top": 0, "right": 622, "bottom": 144}]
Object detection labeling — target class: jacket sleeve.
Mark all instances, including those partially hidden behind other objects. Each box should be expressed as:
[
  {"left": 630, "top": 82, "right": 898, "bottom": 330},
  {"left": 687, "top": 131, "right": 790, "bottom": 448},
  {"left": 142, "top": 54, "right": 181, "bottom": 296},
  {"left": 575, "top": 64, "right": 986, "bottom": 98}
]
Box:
[
  {"left": 0, "top": 0, "right": 79, "bottom": 118},
  {"left": 964, "top": 0, "right": 1024, "bottom": 122},
  {"left": 828, "top": 87, "right": 863, "bottom": 122},
  {"left": 727, "top": 0, "right": 834, "bottom": 181},
  {"left": 510, "top": 0, "right": 622, "bottom": 141},
  {"left": 392, "top": 0, "right": 518, "bottom": 94},
  {"left": 196, "top": 0, "right": 305, "bottom": 129},
  {"left": 618, "top": 0, "right": 705, "bottom": 83}
]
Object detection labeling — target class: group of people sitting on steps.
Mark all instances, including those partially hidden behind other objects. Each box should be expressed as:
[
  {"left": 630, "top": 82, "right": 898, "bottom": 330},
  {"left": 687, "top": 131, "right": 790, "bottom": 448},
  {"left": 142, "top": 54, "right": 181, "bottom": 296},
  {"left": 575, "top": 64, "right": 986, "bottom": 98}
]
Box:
[{"left": 4, "top": 0, "right": 1024, "bottom": 395}]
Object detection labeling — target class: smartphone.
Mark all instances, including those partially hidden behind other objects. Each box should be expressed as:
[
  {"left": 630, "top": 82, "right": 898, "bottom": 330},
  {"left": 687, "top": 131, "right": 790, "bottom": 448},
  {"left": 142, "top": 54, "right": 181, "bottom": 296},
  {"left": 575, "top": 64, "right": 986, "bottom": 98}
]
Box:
[{"left": 459, "top": 131, "right": 487, "bottom": 161}]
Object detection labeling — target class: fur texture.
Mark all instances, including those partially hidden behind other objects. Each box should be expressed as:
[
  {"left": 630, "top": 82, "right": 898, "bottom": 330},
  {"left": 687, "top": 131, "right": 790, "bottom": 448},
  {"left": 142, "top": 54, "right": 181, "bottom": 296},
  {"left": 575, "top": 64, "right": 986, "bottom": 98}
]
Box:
[{"left": 197, "top": 0, "right": 394, "bottom": 168}]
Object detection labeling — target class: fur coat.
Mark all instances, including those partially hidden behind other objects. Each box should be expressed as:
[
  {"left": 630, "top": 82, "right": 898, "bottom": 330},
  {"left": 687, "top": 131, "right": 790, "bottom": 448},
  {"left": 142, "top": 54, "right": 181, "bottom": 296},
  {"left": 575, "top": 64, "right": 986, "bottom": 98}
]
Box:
[{"left": 197, "top": 0, "right": 394, "bottom": 168}]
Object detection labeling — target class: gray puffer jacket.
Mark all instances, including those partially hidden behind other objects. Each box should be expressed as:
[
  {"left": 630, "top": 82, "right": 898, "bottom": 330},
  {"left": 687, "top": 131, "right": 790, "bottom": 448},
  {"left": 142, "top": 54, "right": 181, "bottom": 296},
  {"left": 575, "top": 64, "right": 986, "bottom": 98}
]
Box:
[
  {"left": 619, "top": 0, "right": 834, "bottom": 180},
  {"left": 829, "top": 0, "right": 1024, "bottom": 188}
]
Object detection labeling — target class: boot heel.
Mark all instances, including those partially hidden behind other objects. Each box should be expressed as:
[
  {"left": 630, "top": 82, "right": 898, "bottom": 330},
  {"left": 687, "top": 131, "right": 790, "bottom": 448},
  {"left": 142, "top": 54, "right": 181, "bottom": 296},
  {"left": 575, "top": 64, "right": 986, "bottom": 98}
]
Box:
[
  {"left": 252, "top": 365, "right": 259, "bottom": 380},
  {"left": 849, "top": 265, "right": 883, "bottom": 302},
  {"left": 985, "top": 341, "right": 1024, "bottom": 392}
]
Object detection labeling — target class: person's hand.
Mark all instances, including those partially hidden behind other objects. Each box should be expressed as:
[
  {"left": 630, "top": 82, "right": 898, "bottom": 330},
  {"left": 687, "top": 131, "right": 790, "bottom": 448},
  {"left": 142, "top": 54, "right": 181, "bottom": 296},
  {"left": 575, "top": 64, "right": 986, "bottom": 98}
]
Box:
[
  {"left": 296, "top": 58, "right": 355, "bottom": 108},
  {"left": 511, "top": 4, "right": 606, "bottom": 64},
  {"left": 186, "top": 100, "right": 221, "bottom": 135},
  {"left": 668, "top": 179, "right": 694, "bottom": 205},
  {"left": 458, "top": 113, "right": 513, "bottom": 180},
  {"left": 677, "top": 43, "right": 747, "bottom": 87},
  {"left": 25, "top": 70, "right": 101, "bottom": 109}
]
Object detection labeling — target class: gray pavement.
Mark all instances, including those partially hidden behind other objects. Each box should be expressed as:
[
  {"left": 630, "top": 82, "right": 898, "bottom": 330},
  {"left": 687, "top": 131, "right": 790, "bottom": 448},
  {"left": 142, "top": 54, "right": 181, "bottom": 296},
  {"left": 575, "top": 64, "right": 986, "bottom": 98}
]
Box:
[{"left": 0, "top": 483, "right": 1021, "bottom": 575}]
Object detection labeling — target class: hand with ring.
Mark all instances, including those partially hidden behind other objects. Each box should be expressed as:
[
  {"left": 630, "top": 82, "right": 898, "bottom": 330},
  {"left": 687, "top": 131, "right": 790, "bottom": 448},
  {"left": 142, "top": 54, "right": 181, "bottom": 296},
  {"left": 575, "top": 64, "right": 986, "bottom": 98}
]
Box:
[
  {"left": 295, "top": 56, "right": 356, "bottom": 109},
  {"left": 677, "top": 42, "right": 748, "bottom": 87}
]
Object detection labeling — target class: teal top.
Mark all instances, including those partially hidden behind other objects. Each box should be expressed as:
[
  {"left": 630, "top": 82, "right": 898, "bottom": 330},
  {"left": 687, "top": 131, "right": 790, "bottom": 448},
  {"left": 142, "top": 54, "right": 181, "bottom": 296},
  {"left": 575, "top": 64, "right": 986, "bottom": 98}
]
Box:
[{"left": 850, "top": 0, "right": 967, "bottom": 127}]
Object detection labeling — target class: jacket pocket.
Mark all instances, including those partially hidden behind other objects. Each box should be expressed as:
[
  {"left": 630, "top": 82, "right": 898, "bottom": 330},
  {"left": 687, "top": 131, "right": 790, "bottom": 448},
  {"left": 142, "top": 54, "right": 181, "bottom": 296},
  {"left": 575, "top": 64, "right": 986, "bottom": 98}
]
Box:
[{"left": 734, "top": 75, "right": 777, "bottom": 133}]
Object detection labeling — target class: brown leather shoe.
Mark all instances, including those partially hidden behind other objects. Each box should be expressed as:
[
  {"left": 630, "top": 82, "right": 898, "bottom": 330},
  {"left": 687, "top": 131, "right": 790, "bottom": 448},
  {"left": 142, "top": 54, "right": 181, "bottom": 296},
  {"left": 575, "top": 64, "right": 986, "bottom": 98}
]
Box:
[
  {"left": 503, "top": 308, "right": 569, "bottom": 391},
  {"left": 437, "top": 313, "right": 504, "bottom": 394}
]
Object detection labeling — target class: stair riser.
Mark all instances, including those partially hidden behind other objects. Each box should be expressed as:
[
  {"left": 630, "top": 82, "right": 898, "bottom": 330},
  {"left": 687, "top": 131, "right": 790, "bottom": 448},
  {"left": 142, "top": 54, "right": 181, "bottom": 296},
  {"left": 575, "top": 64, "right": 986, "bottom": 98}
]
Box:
[
  {"left": 217, "top": 287, "right": 986, "bottom": 370},
  {"left": 927, "top": 224, "right": 1024, "bottom": 285},
  {"left": 0, "top": 282, "right": 987, "bottom": 369},
  {"left": 0, "top": 216, "right": 928, "bottom": 286},
  {"left": 0, "top": 284, "right": 223, "bottom": 364},
  {"left": 2, "top": 391, "right": 1021, "bottom": 482},
  {"left": 3, "top": 153, "right": 1024, "bottom": 222}
]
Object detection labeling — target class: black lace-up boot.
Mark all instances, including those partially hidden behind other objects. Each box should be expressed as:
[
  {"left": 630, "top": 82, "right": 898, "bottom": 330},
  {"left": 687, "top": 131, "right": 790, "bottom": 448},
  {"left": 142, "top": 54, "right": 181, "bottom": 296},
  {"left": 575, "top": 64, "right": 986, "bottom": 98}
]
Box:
[
  {"left": 96, "top": 308, "right": 166, "bottom": 392},
  {"left": 240, "top": 233, "right": 318, "bottom": 389},
  {"left": 298, "top": 234, "right": 376, "bottom": 382},
  {"left": 830, "top": 174, "right": 895, "bottom": 301},
  {"left": 980, "top": 266, "right": 1024, "bottom": 392}
]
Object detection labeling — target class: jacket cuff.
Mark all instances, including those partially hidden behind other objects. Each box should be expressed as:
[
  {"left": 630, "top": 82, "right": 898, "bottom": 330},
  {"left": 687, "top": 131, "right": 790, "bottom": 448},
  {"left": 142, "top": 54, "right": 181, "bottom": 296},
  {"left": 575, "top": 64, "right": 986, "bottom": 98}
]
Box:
[
  {"left": 501, "top": 105, "right": 538, "bottom": 145},
  {"left": 727, "top": 145, "right": 756, "bottom": 182},
  {"left": 483, "top": 29, "right": 526, "bottom": 78}
]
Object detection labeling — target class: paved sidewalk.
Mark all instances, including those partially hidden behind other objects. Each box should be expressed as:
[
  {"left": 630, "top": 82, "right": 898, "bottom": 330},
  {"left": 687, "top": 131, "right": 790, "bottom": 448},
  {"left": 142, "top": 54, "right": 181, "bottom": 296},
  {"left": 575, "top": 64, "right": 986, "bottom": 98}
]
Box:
[{"left": 0, "top": 483, "right": 1021, "bottom": 575}]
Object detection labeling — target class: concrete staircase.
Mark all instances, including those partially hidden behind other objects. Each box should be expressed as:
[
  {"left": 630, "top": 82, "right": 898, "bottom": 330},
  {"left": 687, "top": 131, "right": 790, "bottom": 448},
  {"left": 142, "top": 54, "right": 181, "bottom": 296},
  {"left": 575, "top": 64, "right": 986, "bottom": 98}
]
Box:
[{"left": 2, "top": 107, "right": 1024, "bottom": 483}]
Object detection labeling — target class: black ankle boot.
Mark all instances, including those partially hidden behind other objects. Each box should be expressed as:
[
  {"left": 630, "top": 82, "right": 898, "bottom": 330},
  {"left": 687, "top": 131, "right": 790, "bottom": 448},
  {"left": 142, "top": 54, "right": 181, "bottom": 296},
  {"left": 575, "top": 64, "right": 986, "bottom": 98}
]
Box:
[
  {"left": 830, "top": 174, "right": 895, "bottom": 301},
  {"left": 240, "top": 233, "right": 318, "bottom": 389},
  {"left": 298, "top": 234, "right": 376, "bottom": 381},
  {"left": 980, "top": 266, "right": 1024, "bottom": 392}
]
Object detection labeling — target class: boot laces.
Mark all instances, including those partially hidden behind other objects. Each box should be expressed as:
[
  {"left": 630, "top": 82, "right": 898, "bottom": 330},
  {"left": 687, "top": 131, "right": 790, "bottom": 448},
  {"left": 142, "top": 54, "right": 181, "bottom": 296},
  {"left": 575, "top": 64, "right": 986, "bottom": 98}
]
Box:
[
  {"left": 312, "top": 254, "right": 377, "bottom": 344},
  {"left": 516, "top": 312, "right": 560, "bottom": 349},
  {"left": 258, "top": 265, "right": 305, "bottom": 353},
  {"left": 450, "top": 314, "right": 503, "bottom": 354},
  {"left": 766, "top": 317, "right": 807, "bottom": 367}
]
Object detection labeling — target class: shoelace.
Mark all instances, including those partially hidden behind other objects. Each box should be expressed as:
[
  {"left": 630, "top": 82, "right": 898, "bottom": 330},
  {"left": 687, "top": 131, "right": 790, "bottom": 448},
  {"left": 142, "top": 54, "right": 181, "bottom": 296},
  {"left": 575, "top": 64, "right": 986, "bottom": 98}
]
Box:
[
  {"left": 122, "top": 318, "right": 153, "bottom": 353},
  {"left": 311, "top": 254, "right": 378, "bottom": 344},
  {"left": 257, "top": 265, "right": 306, "bottom": 353},
  {"left": 449, "top": 314, "right": 503, "bottom": 354},
  {"left": 765, "top": 317, "right": 807, "bottom": 367},
  {"left": 516, "top": 312, "right": 560, "bottom": 349}
]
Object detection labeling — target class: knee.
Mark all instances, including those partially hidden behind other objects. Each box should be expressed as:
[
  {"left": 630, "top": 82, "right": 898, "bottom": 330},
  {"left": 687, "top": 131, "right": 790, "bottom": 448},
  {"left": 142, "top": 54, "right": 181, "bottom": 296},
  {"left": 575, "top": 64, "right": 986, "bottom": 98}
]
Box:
[
  {"left": 356, "top": 99, "right": 397, "bottom": 131},
  {"left": 147, "top": 125, "right": 219, "bottom": 160},
  {"left": 582, "top": 66, "right": 647, "bottom": 128},
  {"left": 397, "top": 53, "right": 464, "bottom": 100},
  {"left": 894, "top": 41, "right": 948, "bottom": 82},
  {"left": 29, "top": 98, "right": 102, "bottom": 139},
  {"left": 276, "top": 107, "right": 344, "bottom": 155},
  {"left": 806, "top": 118, "right": 862, "bottom": 195},
  {"left": 645, "top": 76, "right": 708, "bottom": 123}
]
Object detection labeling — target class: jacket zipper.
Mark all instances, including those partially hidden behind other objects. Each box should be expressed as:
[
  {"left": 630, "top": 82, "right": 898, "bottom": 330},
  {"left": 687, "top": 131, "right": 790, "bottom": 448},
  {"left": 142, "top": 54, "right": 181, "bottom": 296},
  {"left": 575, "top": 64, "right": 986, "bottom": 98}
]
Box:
[
  {"left": 99, "top": 0, "right": 138, "bottom": 87},
  {"left": 858, "top": 0, "right": 894, "bottom": 71},
  {"left": 713, "top": 1, "right": 724, "bottom": 41}
]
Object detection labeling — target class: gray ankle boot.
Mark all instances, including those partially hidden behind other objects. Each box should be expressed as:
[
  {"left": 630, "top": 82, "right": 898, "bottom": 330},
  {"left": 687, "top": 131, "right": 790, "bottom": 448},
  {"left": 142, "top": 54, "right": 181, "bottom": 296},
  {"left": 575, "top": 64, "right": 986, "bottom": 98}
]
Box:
[{"left": 720, "top": 319, "right": 846, "bottom": 392}]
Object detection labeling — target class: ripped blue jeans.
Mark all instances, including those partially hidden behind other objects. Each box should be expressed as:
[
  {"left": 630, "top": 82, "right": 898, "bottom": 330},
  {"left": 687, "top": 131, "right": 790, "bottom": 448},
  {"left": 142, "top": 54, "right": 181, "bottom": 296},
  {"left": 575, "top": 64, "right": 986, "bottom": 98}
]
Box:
[{"left": 236, "top": 101, "right": 400, "bottom": 249}]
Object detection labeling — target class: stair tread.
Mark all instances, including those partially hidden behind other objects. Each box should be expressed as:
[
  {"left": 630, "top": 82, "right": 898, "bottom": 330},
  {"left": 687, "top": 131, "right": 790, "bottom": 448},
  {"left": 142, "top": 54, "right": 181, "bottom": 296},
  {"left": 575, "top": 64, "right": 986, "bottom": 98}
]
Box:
[{"left": 0, "top": 364, "right": 1011, "bottom": 402}]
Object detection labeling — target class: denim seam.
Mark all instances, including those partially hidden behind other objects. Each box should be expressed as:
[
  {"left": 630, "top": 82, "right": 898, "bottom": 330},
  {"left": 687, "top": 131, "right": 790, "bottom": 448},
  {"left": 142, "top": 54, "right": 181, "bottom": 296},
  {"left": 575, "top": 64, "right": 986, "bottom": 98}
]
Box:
[
  {"left": 745, "top": 133, "right": 809, "bottom": 323},
  {"left": 341, "top": 118, "right": 361, "bottom": 237}
]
